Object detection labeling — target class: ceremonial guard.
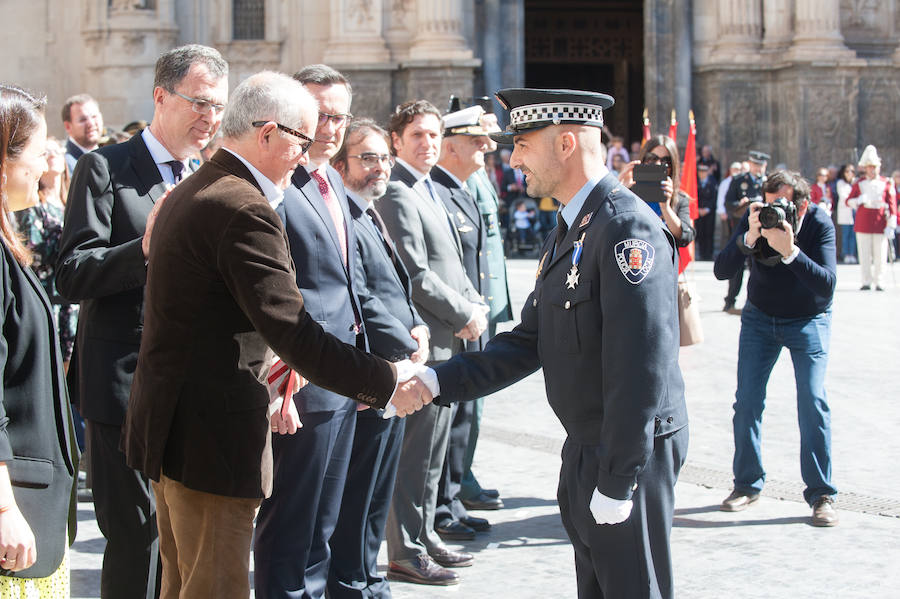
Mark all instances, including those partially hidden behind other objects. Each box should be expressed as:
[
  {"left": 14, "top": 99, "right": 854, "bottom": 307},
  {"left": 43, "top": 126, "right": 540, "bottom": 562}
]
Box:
[
  {"left": 414, "top": 88, "right": 689, "bottom": 599},
  {"left": 723, "top": 151, "right": 769, "bottom": 312}
]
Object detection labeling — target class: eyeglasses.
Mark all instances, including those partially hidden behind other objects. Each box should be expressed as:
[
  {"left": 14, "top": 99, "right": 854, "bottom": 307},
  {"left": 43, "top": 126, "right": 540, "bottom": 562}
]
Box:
[
  {"left": 171, "top": 90, "right": 226, "bottom": 115},
  {"left": 642, "top": 154, "right": 673, "bottom": 167},
  {"left": 348, "top": 153, "right": 394, "bottom": 168},
  {"left": 318, "top": 112, "right": 352, "bottom": 127},
  {"left": 252, "top": 121, "right": 315, "bottom": 154}
]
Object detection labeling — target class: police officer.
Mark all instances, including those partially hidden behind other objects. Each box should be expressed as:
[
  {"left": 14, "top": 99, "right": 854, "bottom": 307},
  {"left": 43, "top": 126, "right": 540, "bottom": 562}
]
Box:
[
  {"left": 723, "top": 150, "right": 769, "bottom": 313},
  {"left": 410, "top": 88, "right": 688, "bottom": 599}
]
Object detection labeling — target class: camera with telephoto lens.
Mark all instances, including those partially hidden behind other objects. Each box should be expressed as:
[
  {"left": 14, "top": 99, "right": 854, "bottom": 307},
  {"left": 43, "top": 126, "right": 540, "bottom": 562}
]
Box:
[{"left": 758, "top": 197, "right": 798, "bottom": 232}]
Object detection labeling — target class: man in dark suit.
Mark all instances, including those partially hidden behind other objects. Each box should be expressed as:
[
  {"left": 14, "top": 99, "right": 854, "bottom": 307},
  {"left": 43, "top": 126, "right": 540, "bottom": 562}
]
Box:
[
  {"left": 57, "top": 44, "right": 229, "bottom": 599},
  {"left": 695, "top": 163, "right": 719, "bottom": 260},
  {"left": 62, "top": 93, "right": 104, "bottom": 174},
  {"left": 379, "top": 100, "right": 488, "bottom": 586},
  {"left": 410, "top": 88, "right": 689, "bottom": 599},
  {"left": 253, "top": 64, "right": 386, "bottom": 599},
  {"left": 123, "top": 71, "right": 427, "bottom": 599},
  {"left": 327, "top": 118, "right": 429, "bottom": 599},
  {"left": 430, "top": 105, "right": 494, "bottom": 541}
]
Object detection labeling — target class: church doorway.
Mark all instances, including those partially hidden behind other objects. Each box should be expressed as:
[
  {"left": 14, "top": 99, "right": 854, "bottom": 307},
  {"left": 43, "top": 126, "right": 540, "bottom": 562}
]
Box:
[{"left": 524, "top": 0, "right": 644, "bottom": 145}]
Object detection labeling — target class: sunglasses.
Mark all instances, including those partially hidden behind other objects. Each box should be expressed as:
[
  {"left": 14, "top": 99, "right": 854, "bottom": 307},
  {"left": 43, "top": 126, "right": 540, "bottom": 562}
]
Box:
[{"left": 252, "top": 121, "right": 314, "bottom": 154}]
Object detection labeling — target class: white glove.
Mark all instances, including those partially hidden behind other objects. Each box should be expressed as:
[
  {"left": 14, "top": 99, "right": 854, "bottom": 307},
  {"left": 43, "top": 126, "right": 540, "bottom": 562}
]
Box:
[{"left": 589, "top": 488, "right": 633, "bottom": 525}]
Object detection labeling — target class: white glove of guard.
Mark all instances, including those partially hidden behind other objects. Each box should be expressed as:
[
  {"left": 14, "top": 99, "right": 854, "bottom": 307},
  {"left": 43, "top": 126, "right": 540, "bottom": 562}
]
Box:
[{"left": 589, "top": 487, "right": 633, "bottom": 525}]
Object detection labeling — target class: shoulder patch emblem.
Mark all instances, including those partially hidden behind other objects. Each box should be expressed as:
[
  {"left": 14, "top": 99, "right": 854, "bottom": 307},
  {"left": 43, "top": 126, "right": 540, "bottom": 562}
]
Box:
[{"left": 614, "top": 239, "right": 655, "bottom": 284}]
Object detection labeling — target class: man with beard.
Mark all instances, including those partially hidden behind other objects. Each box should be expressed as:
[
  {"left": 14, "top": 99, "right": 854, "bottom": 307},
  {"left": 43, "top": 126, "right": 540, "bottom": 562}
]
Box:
[
  {"left": 327, "top": 118, "right": 429, "bottom": 598},
  {"left": 62, "top": 93, "right": 104, "bottom": 173}
]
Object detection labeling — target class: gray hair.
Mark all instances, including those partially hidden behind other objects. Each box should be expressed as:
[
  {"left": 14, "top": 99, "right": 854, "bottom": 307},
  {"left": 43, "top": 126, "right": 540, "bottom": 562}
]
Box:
[
  {"left": 292, "top": 64, "right": 352, "bottom": 104},
  {"left": 154, "top": 44, "right": 228, "bottom": 92},
  {"left": 220, "top": 71, "right": 317, "bottom": 139}
]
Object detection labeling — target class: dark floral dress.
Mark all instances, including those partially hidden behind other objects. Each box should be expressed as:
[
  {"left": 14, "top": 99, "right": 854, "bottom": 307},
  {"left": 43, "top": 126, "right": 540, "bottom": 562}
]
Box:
[{"left": 13, "top": 200, "right": 79, "bottom": 362}]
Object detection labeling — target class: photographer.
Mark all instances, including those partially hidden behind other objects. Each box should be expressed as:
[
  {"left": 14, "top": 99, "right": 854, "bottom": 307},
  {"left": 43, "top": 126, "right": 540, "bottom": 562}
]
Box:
[{"left": 713, "top": 170, "right": 838, "bottom": 527}]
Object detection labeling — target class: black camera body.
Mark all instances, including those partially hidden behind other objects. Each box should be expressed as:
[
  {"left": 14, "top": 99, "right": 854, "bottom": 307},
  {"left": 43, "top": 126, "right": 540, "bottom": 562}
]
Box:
[{"left": 759, "top": 197, "right": 798, "bottom": 233}]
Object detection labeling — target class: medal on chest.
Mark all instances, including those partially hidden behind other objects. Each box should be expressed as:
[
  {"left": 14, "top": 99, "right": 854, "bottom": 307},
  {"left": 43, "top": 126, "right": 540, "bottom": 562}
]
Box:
[{"left": 566, "top": 233, "right": 585, "bottom": 290}]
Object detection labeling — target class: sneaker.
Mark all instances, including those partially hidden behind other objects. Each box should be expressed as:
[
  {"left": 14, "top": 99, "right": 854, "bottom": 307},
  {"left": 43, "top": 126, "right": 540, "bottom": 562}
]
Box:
[
  {"left": 720, "top": 489, "right": 760, "bottom": 512},
  {"left": 811, "top": 496, "right": 838, "bottom": 527}
]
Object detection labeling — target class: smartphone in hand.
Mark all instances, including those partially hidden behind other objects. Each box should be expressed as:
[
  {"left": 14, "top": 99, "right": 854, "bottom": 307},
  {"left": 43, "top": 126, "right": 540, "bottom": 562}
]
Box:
[{"left": 631, "top": 164, "right": 667, "bottom": 203}]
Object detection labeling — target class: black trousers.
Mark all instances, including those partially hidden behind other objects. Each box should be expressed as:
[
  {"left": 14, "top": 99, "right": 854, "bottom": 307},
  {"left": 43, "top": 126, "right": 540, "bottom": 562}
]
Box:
[
  {"left": 87, "top": 420, "right": 161, "bottom": 599},
  {"left": 725, "top": 217, "right": 745, "bottom": 304},
  {"left": 557, "top": 427, "right": 688, "bottom": 599},
  {"left": 328, "top": 412, "right": 405, "bottom": 599},
  {"left": 434, "top": 399, "right": 476, "bottom": 525}
]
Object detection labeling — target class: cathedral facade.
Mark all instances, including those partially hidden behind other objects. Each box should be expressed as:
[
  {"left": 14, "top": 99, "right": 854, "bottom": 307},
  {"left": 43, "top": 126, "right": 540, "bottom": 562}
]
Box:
[{"left": 2, "top": 0, "right": 899, "bottom": 174}]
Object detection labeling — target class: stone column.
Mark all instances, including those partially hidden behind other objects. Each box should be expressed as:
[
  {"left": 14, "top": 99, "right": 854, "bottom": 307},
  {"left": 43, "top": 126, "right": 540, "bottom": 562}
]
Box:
[
  {"left": 761, "top": 0, "right": 792, "bottom": 52},
  {"left": 323, "top": 0, "right": 391, "bottom": 64},
  {"left": 713, "top": 0, "right": 762, "bottom": 61},
  {"left": 408, "top": 0, "right": 472, "bottom": 60},
  {"left": 790, "top": 0, "right": 854, "bottom": 61}
]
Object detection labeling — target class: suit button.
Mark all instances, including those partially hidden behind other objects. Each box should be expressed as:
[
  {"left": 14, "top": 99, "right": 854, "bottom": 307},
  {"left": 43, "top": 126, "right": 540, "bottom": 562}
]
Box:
[
  {"left": 480, "top": 273, "right": 485, "bottom": 279},
  {"left": 479, "top": 251, "right": 483, "bottom": 256},
  {"left": 532, "top": 298, "right": 537, "bottom": 307},
  {"left": 564, "top": 300, "right": 571, "bottom": 309},
  {"left": 667, "top": 416, "right": 674, "bottom": 424}
]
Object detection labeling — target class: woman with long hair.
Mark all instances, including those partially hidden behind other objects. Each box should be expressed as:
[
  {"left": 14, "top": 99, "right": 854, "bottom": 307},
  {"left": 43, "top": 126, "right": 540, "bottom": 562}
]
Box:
[
  {"left": 835, "top": 163, "right": 857, "bottom": 264},
  {"left": 618, "top": 134, "right": 696, "bottom": 247},
  {"left": 13, "top": 136, "right": 80, "bottom": 371},
  {"left": 0, "top": 83, "right": 78, "bottom": 596}
]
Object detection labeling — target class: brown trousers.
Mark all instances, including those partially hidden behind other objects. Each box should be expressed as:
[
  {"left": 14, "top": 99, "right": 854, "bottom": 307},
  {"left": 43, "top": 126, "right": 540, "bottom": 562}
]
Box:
[{"left": 153, "top": 475, "right": 260, "bottom": 599}]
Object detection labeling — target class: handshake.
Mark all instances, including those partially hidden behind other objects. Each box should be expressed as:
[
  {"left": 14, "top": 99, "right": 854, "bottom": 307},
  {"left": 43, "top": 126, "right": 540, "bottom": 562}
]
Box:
[{"left": 384, "top": 360, "right": 436, "bottom": 418}]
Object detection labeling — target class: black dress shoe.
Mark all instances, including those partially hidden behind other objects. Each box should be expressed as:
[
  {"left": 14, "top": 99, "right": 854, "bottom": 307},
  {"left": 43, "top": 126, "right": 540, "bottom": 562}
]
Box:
[
  {"left": 387, "top": 555, "right": 459, "bottom": 585},
  {"left": 459, "top": 515, "right": 491, "bottom": 532},
  {"left": 435, "top": 520, "right": 475, "bottom": 541},
  {"left": 461, "top": 491, "right": 504, "bottom": 511},
  {"left": 429, "top": 546, "right": 474, "bottom": 568},
  {"left": 480, "top": 488, "right": 500, "bottom": 499},
  {"left": 860, "top": 285, "right": 871, "bottom": 290}
]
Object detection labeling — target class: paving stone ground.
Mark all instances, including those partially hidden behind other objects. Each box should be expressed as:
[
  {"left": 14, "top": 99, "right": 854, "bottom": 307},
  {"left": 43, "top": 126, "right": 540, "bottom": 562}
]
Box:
[{"left": 70, "top": 257, "right": 900, "bottom": 598}]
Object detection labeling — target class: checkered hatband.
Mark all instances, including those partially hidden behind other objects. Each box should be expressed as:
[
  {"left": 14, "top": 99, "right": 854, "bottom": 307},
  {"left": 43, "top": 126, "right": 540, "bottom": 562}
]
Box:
[{"left": 509, "top": 103, "right": 604, "bottom": 129}]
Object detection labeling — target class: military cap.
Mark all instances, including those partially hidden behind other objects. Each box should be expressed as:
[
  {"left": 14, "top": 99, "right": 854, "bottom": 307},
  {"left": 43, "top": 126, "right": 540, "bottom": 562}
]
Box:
[
  {"left": 748, "top": 150, "right": 770, "bottom": 164},
  {"left": 442, "top": 105, "right": 489, "bottom": 137},
  {"left": 489, "top": 88, "right": 615, "bottom": 144}
]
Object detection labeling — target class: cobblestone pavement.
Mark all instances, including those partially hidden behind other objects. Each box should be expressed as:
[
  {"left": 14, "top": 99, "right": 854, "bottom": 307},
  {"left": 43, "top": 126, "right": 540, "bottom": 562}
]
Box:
[{"left": 70, "top": 258, "right": 900, "bottom": 598}]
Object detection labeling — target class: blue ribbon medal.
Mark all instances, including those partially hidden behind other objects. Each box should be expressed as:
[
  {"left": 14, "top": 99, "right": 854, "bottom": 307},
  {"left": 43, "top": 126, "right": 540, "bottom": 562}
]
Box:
[{"left": 566, "top": 232, "right": 586, "bottom": 289}]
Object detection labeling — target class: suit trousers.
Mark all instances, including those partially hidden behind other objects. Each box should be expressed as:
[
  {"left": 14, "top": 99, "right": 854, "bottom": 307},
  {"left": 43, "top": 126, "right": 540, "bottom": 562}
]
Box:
[
  {"left": 725, "top": 217, "right": 745, "bottom": 305},
  {"left": 153, "top": 475, "right": 260, "bottom": 599},
  {"left": 385, "top": 401, "right": 453, "bottom": 561},
  {"left": 87, "top": 420, "right": 161, "bottom": 599},
  {"left": 435, "top": 400, "right": 476, "bottom": 524},
  {"left": 254, "top": 404, "right": 357, "bottom": 599},
  {"left": 327, "top": 412, "right": 405, "bottom": 599},
  {"left": 557, "top": 427, "right": 688, "bottom": 599}
]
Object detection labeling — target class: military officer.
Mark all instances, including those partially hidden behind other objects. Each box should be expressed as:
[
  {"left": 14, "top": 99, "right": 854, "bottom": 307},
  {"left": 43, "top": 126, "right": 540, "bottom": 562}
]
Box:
[
  {"left": 723, "top": 150, "right": 769, "bottom": 312},
  {"left": 410, "top": 88, "right": 689, "bottom": 599}
]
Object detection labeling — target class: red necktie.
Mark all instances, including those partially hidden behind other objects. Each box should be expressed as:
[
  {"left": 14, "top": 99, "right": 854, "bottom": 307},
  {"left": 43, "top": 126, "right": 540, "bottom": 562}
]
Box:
[{"left": 311, "top": 170, "right": 347, "bottom": 265}]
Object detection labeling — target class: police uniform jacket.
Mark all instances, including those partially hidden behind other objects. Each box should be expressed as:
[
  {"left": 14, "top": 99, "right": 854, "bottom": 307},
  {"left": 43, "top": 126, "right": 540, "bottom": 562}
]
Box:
[
  {"left": 725, "top": 172, "right": 763, "bottom": 220},
  {"left": 434, "top": 174, "right": 687, "bottom": 500}
]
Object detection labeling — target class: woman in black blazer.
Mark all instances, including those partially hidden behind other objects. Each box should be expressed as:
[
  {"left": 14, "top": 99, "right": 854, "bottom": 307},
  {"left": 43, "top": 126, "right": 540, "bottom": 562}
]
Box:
[{"left": 0, "top": 84, "right": 78, "bottom": 595}]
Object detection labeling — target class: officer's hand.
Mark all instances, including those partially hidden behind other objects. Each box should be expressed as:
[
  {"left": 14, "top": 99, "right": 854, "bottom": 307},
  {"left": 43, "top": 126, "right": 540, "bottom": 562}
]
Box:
[
  {"left": 745, "top": 202, "right": 765, "bottom": 246},
  {"left": 589, "top": 488, "right": 633, "bottom": 525},
  {"left": 760, "top": 220, "right": 795, "bottom": 258}
]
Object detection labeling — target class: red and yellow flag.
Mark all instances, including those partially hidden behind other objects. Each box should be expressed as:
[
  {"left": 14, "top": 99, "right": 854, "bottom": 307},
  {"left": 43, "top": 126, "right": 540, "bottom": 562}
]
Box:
[
  {"left": 677, "top": 110, "right": 698, "bottom": 274},
  {"left": 668, "top": 109, "right": 678, "bottom": 143},
  {"left": 641, "top": 108, "right": 651, "bottom": 148}
]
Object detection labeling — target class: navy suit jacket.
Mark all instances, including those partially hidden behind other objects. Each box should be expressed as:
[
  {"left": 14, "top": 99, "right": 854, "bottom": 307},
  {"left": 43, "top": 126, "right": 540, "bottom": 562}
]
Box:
[
  {"left": 349, "top": 197, "right": 425, "bottom": 362},
  {"left": 64, "top": 139, "right": 83, "bottom": 174},
  {"left": 281, "top": 165, "right": 364, "bottom": 413}
]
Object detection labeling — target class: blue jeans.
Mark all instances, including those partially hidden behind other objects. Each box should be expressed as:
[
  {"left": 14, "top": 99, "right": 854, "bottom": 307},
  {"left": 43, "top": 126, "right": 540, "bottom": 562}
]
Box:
[
  {"left": 732, "top": 302, "right": 836, "bottom": 505},
  {"left": 841, "top": 224, "right": 857, "bottom": 259}
]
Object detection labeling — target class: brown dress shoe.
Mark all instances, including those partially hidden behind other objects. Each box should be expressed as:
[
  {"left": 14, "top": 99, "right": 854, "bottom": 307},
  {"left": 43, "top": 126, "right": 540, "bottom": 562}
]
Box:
[
  {"left": 387, "top": 555, "right": 459, "bottom": 585},
  {"left": 720, "top": 489, "right": 760, "bottom": 512},
  {"left": 428, "top": 546, "right": 474, "bottom": 568},
  {"left": 811, "top": 496, "right": 839, "bottom": 527}
]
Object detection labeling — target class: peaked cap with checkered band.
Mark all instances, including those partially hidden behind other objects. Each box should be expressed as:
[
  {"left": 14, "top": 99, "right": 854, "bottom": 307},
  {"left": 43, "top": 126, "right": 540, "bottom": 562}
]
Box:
[{"left": 489, "top": 88, "right": 615, "bottom": 144}]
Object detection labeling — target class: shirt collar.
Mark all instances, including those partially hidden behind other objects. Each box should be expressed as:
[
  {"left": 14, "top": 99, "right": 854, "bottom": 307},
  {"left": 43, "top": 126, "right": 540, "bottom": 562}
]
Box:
[
  {"left": 67, "top": 138, "right": 95, "bottom": 155},
  {"left": 434, "top": 164, "right": 465, "bottom": 188},
  {"left": 346, "top": 189, "right": 372, "bottom": 213},
  {"left": 560, "top": 170, "right": 607, "bottom": 228},
  {"left": 396, "top": 157, "right": 428, "bottom": 183},
  {"left": 141, "top": 127, "right": 179, "bottom": 167},
  {"left": 222, "top": 147, "right": 284, "bottom": 209}
]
